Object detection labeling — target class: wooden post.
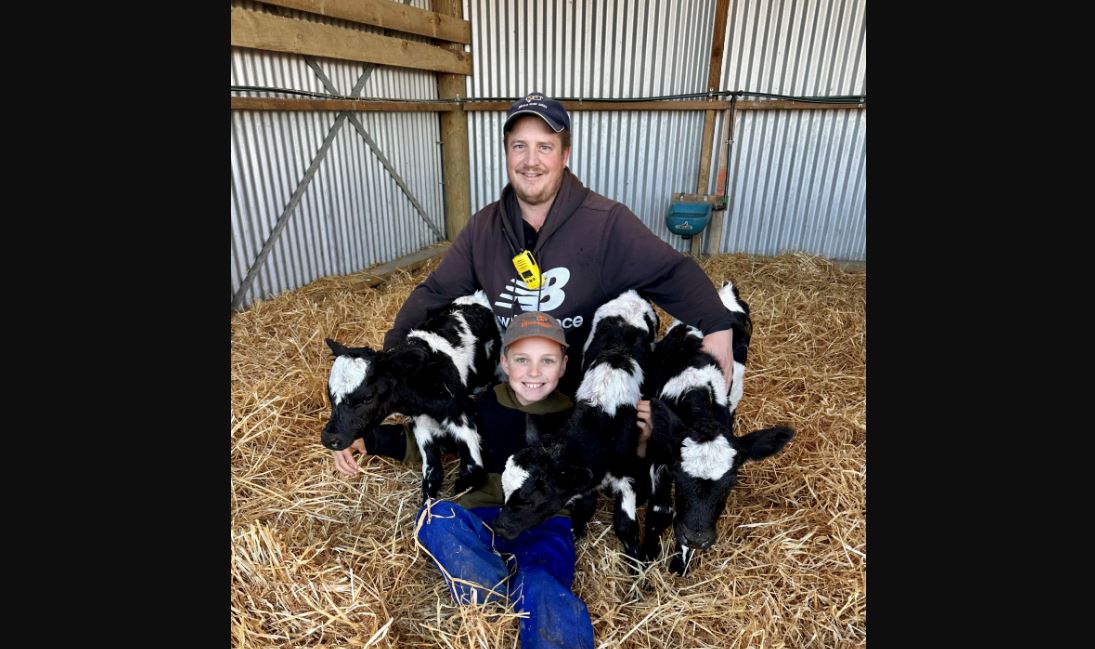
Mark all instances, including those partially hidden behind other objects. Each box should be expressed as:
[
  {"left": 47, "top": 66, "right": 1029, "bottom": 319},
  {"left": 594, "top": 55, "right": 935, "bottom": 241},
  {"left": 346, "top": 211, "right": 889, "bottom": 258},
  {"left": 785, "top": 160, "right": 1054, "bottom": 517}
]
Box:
[
  {"left": 691, "top": 0, "right": 731, "bottom": 258},
  {"left": 432, "top": 0, "right": 472, "bottom": 241},
  {"left": 691, "top": 113, "right": 716, "bottom": 257},
  {"left": 704, "top": 106, "right": 735, "bottom": 256}
]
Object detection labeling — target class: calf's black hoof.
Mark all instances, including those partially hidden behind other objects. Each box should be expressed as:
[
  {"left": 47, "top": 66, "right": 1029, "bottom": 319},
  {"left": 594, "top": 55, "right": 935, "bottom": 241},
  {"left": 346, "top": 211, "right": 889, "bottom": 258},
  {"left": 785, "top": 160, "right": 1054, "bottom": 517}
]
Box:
[
  {"left": 640, "top": 542, "right": 661, "bottom": 563},
  {"left": 453, "top": 467, "right": 487, "bottom": 494}
]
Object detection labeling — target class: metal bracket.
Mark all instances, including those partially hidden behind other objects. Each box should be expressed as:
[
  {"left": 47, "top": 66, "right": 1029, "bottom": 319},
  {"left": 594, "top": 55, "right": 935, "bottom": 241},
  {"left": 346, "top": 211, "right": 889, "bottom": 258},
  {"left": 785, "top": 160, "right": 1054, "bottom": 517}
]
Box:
[{"left": 672, "top": 192, "right": 729, "bottom": 212}]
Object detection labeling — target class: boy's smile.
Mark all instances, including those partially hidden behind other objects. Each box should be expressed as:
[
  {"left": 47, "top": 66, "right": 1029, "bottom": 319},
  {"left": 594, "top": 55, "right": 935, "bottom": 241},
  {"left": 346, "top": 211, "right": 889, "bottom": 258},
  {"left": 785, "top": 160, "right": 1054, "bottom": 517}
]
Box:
[{"left": 500, "top": 336, "right": 568, "bottom": 406}]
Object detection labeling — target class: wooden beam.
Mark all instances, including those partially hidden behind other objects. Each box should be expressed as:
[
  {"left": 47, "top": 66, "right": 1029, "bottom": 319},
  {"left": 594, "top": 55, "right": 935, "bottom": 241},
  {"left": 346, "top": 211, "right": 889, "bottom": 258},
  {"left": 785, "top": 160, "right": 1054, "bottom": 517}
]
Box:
[
  {"left": 230, "top": 97, "right": 864, "bottom": 112},
  {"left": 231, "top": 97, "right": 459, "bottom": 112},
  {"left": 738, "top": 100, "right": 862, "bottom": 111},
  {"left": 693, "top": 0, "right": 731, "bottom": 258},
  {"left": 231, "top": 6, "right": 472, "bottom": 75},
  {"left": 464, "top": 99, "right": 732, "bottom": 111},
  {"left": 341, "top": 243, "right": 451, "bottom": 290},
  {"left": 832, "top": 260, "right": 866, "bottom": 273},
  {"left": 473, "top": 99, "right": 861, "bottom": 111},
  {"left": 432, "top": 0, "right": 472, "bottom": 241},
  {"left": 261, "top": 0, "right": 471, "bottom": 44}
]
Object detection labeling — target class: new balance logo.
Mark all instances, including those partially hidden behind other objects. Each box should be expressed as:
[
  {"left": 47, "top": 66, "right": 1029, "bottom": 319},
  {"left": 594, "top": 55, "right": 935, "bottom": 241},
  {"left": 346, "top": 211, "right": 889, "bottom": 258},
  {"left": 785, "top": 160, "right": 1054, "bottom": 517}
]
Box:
[
  {"left": 498, "top": 313, "right": 585, "bottom": 330},
  {"left": 494, "top": 267, "right": 571, "bottom": 311}
]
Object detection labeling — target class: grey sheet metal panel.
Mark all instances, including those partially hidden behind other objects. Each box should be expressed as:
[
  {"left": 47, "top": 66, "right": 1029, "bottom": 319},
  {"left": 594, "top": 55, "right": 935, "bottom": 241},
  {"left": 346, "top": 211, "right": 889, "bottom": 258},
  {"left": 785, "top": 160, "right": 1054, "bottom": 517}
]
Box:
[
  {"left": 719, "top": 0, "right": 866, "bottom": 97},
  {"left": 712, "top": 0, "right": 866, "bottom": 259},
  {"left": 717, "top": 107, "right": 864, "bottom": 259},
  {"left": 231, "top": 106, "right": 445, "bottom": 308},
  {"left": 230, "top": 0, "right": 445, "bottom": 308}
]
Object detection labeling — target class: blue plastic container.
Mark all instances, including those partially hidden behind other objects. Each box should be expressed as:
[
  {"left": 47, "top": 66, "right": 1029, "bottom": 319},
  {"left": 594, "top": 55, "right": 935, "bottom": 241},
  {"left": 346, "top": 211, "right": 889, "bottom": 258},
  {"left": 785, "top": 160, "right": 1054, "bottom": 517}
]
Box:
[{"left": 666, "top": 201, "right": 712, "bottom": 238}]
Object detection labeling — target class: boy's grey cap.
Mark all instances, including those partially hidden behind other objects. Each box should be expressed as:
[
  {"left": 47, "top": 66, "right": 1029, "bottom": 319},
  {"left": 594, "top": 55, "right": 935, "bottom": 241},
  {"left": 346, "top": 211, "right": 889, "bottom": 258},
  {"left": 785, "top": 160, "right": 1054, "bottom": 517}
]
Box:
[{"left": 502, "top": 311, "right": 569, "bottom": 349}]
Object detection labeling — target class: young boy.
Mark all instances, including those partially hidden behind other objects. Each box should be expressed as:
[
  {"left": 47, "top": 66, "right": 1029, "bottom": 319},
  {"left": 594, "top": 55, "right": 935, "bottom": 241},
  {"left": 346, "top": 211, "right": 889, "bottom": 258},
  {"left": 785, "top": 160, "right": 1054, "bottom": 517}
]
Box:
[{"left": 330, "top": 311, "right": 594, "bottom": 649}]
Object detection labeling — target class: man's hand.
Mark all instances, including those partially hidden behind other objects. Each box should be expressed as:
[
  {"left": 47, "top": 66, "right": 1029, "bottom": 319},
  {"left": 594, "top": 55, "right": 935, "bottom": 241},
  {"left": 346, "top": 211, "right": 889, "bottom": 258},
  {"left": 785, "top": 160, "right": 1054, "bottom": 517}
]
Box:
[
  {"left": 702, "top": 328, "right": 734, "bottom": 390},
  {"left": 636, "top": 399, "right": 652, "bottom": 458},
  {"left": 332, "top": 437, "right": 367, "bottom": 476}
]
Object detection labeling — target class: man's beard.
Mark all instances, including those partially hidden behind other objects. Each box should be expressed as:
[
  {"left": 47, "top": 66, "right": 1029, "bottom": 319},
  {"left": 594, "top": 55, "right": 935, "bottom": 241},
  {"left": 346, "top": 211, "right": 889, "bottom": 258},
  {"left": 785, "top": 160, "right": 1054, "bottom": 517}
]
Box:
[{"left": 511, "top": 170, "right": 562, "bottom": 206}]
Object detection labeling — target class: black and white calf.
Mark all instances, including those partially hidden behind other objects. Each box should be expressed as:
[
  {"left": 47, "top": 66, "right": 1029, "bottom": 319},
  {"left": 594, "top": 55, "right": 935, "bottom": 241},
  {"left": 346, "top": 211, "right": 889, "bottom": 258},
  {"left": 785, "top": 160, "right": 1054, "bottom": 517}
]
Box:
[
  {"left": 656, "top": 279, "right": 753, "bottom": 414},
  {"left": 321, "top": 291, "right": 501, "bottom": 502},
  {"left": 645, "top": 280, "right": 794, "bottom": 575},
  {"left": 580, "top": 289, "right": 660, "bottom": 372},
  {"left": 495, "top": 291, "right": 659, "bottom": 569}
]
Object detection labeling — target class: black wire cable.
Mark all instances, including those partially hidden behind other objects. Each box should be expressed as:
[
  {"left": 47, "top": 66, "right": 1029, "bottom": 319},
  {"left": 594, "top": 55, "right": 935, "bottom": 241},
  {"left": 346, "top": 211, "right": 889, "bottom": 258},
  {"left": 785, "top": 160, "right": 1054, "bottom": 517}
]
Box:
[{"left": 229, "top": 86, "right": 865, "bottom": 105}]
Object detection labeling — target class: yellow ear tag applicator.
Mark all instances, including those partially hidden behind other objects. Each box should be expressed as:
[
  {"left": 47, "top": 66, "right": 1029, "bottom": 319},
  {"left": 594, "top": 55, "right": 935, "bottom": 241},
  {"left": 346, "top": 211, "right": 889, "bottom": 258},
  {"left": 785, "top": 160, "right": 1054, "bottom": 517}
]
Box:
[{"left": 512, "top": 250, "right": 542, "bottom": 289}]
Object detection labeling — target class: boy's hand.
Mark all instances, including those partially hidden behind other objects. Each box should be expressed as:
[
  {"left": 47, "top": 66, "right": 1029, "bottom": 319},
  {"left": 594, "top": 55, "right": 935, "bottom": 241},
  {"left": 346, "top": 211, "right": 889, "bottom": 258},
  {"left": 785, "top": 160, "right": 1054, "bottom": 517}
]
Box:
[
  {"left": 332, "top": 437, "right": 367, "bottom": 476},
  {"left": 636, "top": 399, "right": 652, "bottom": 458}
]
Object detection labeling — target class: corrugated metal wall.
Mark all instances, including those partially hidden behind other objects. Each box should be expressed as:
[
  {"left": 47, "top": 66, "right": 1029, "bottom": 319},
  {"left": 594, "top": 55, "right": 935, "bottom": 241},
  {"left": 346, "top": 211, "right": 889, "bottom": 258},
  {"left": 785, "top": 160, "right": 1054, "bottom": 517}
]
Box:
[
  {"left": 465, "top": 0, "right": 866, "bottom": 259},
  {"left": 716, "top": 0, "right": 866, "bottom": 259},
  {"left": 230, "top": 0, "right": 445, "bottom": 309}
]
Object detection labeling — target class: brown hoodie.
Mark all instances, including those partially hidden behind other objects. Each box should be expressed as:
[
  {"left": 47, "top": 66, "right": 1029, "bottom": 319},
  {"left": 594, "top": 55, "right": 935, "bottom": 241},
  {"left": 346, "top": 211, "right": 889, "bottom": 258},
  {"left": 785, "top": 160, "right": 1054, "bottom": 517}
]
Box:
[{"left": 385, "top": 168, "right": 734, "bottom": 397}]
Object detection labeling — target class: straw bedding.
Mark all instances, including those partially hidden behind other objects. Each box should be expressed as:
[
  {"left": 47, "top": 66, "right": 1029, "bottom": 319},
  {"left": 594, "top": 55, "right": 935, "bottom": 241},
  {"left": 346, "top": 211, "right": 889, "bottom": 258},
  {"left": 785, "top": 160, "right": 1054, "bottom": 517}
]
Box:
[{"left": 231, "top": 250, "right": 866, "bottom": 648}]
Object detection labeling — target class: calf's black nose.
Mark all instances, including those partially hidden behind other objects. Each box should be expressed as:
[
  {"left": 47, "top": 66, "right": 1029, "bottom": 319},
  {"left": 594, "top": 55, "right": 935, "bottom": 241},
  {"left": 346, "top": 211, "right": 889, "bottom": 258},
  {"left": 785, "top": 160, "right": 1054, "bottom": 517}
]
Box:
[
  {"left": 679, "top": 524, "right": 715, "bottom": 549},
  {"left": 493, "top": 521, "right": 518, "bottom": 541},
  {"left": 321, "top": 428, "right": 348, "bottom": 450}
]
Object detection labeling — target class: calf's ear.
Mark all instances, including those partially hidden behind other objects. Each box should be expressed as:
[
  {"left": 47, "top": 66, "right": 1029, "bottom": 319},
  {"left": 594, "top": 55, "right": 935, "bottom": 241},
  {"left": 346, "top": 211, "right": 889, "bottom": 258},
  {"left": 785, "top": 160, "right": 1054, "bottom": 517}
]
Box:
[
  {"left": 560, "top": 465, "right": 594, "bottom": 492},
  {"left": 327, "top": 338, "right": 377, "bottom": 360},
  {"left": 649, "top": 398, "right": 684, "bottom": 441},
  {"left": 737, "top": 426, "right": 795, "bottom": 461},
  {"left": 387, "top": 345, "right": 429, "bottom": 373}
]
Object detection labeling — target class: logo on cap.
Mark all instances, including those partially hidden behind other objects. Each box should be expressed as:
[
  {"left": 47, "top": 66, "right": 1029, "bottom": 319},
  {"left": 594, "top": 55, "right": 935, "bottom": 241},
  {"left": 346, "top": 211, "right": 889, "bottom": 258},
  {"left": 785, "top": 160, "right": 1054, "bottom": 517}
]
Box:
[
  {"left": 520, "top": 313, "right": 552, "bottom": 328},
  {"left": 504, "top": 92, "right": 571, "bottom": 133},
  {"left": 503, "top": 310, "right": 569, "bottom": 348}
]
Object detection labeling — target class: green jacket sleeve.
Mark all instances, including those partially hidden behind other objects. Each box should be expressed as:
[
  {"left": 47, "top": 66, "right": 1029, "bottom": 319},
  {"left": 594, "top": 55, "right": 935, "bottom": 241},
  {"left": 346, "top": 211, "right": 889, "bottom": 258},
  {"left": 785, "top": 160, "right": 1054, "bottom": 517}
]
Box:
[{"left": 362, "top": 422, "right": 419, "bottom": 464}]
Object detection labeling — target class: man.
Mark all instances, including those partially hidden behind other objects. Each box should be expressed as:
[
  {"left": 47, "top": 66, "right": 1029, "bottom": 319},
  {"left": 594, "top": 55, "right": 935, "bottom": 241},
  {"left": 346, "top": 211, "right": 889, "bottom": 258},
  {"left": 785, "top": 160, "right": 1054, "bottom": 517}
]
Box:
[{"left": 384, "top": 92, "right": 735, "bottom": 397}]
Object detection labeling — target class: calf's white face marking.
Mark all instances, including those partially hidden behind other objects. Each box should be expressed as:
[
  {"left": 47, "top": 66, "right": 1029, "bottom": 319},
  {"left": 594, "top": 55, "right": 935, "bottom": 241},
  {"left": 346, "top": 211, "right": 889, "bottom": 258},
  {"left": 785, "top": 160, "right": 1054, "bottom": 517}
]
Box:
[
  {"left": 329, "top": 356, "right": 369, "bottom": 405},
  {"left": 502, "top": 456, "right": 530, "bottom": 502},
  {"left": 680, "top": 436, "right": 736, "bottom": 481},
  {"left": 575, "top": 359, "right": 642, "bottom": 416},
  {"left": 659, "top": 365, "right": 728, "bottom": 407}
]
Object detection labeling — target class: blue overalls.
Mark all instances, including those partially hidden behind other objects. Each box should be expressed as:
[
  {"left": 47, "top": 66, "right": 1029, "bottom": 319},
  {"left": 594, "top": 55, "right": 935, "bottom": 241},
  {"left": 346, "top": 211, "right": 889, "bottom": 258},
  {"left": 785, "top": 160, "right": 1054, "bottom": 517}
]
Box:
[{"left": 416, "top": 499, "right": 595, "bottom": 649}]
